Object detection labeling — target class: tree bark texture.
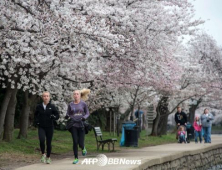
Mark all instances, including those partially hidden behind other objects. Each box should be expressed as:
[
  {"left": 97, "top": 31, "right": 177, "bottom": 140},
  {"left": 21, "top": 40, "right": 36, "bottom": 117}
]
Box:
[
  {"left": 18, "top": 92, "right": 37, "bottom": 139},
  {"left": 188, "top": 98, "right": 202, "bottom": 125},
  {"left": 158, "top": 114, "right": 168, "bottom": 135},
  {"left": 150, "top": 96, "right": 169, "bottom": 136},
  {"left": 3, "top": 89, "right": 18, "bottom": 142},
  {"left": 0, "top": 87, "right": 14, "bottom": 140}
]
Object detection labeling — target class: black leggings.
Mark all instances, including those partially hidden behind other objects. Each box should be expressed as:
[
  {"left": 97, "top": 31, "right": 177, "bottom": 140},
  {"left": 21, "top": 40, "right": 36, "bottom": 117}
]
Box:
[
  {"left": 38, "top": 126, "right": 54, "bottom": 157},
  {"left": 69, "top": 126, "right": 85, "bottom": 159}
]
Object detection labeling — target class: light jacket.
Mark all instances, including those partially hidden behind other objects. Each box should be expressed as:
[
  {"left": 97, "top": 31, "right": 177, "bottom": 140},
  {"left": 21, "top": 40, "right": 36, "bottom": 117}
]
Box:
[{"left": 200, "top": 113, "right": 214, "bottom": 127}]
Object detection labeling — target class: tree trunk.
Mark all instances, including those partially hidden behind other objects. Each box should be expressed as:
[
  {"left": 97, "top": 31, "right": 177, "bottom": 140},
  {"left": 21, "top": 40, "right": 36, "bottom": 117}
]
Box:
[
  {"left": 150, "top": 111, "right": 160, "bottom": 136},
  {"left": 142, "top": 113, "right": 145, "bottom": 130},
  {"left": 188, "top": 98, "right": 202, "bottom": 125},
  {"left": 17, "top": 92, "right": 36, "bottom": 139},
  {"left": 3, "top": 89, "right": 18, "bottom": 142},
  {"left": 150, "top": 96, "right": 169, "bottom": 136},
  {"left": 29, "top": 95, "right": 39, "bottom": 126},
  {"left": 0, "top": 87, "right": 14, "bottom": 140},
  {"left": 189, "top": 105, "right": 196, "bottom": 124},
  {"left": 157, "top": 114, "right": 168, "bottom": 135},
  {"left": 130, "top": 86, "right": 140, "bottom": 121}
]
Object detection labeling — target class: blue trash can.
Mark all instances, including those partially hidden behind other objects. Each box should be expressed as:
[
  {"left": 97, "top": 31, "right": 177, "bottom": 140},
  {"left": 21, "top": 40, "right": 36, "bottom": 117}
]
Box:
[{"left": 120, "top": 121, "right": 138, "bottom": 147}]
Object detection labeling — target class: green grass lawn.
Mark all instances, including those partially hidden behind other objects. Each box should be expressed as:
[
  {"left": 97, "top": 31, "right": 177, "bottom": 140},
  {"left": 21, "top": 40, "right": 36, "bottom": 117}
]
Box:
[
  {"left": 0, "top": 128, "right": 176, "bottom": 156},
  {"left": 138, "top": 130, "right": 175, "bottom": 147},
  {"left": 212, "top": 126, "right": 222, "bottom": 130},
  {"left": 211, "top": 126, "right": 222, "bottom": 133}
]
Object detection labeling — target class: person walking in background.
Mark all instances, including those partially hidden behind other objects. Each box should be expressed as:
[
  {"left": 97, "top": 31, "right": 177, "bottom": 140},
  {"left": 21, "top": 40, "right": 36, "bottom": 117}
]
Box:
[
  {"left": 200, "top": 108, "right": 214, "bottom": 143},
  {"left": 175, "top": 106, "right": 187, "bottom": 127},
  {"left": 66, "top": 89, "right": 90, "bottom": 164},
  {"left": 193, "top": 116, "right": 202, "bottom": 143},
  {"left": 34, "top": 91, "right": 59, "bottom": 164}
]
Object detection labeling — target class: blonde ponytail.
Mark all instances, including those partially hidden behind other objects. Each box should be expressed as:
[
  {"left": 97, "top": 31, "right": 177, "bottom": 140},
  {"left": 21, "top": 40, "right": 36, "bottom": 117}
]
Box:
[{"left": 80, "top": 88, "right": 90, "bottom": 101}]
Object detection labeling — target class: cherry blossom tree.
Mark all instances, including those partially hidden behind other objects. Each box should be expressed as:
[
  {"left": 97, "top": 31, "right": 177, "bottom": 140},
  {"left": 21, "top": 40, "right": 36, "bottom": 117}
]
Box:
[
  {"left": 152, "top": 32, "right": 222, "bottom": 136},
  {"left": 0, "top": 0, "right": 136, "bottom": 140},
  {"left": 0, "top": 0, "right": 62, "bottom": 140},
  {"left": 0, "top": 0, "right": 214, "bottom": 141},
  {"left": 185, "top": 32, "right": 222, "bottom": 122}
]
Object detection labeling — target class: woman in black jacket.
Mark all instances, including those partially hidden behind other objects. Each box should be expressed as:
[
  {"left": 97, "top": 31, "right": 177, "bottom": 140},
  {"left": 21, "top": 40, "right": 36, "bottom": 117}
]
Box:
[{"left": 34, "top": 91, "right": 59, "bottom": 164}]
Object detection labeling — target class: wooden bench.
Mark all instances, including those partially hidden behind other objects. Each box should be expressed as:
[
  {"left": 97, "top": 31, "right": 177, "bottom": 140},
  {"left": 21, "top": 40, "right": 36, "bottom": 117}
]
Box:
[{"left": 93, "top": 127, "right": 117, "bottom": 151}]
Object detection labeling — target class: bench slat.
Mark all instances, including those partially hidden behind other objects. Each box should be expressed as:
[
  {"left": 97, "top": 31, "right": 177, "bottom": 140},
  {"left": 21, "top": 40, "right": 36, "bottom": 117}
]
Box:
[
  {"left": 93, "top": 127, "right": 117, "bottom": 151},
  {"left": 95, "top": 131, "right": 102, "bottom": 134},
  {"left": 94, "top": 127, "right": 103, "bottom": 136}
]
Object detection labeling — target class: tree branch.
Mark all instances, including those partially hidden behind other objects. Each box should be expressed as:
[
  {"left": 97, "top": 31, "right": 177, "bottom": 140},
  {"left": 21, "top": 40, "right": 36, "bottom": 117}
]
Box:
[
  {"left": 12, "top": 0, "right": 35, "bottom": 16},
  {"left": 0, "top": 26, "right": 39, "bottom": 33}
]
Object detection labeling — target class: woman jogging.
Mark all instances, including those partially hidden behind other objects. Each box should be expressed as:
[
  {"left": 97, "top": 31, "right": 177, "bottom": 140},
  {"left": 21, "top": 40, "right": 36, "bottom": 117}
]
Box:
[
  {"left": 66, "top": 89, "right": 90, "bottom": 164},
  {"left": 34, "top": 91, "right": 59, "bottom": 164}
]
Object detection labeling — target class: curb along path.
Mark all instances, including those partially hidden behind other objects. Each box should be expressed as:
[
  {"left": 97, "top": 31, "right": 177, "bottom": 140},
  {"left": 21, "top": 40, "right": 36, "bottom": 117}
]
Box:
[{"left": 16, "top": 135, "right": 222, "bottom": 170}]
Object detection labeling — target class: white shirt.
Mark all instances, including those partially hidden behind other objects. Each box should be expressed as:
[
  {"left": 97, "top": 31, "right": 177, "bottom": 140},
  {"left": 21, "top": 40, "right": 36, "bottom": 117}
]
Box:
[{"left": 43, "top": 103, "right": 47, "bottom": 110}]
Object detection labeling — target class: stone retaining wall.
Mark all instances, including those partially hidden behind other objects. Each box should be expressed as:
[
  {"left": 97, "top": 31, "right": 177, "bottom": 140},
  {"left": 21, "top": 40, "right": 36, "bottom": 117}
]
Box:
[{"left": 138, "top": 145, "right": 222, "bottom": 170}]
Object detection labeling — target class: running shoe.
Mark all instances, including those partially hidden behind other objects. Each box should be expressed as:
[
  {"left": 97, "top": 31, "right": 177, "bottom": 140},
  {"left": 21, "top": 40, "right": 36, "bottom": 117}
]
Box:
[
  {"left": 73, "top": 158, "right": 79, "bottom": 164},
  {"left": 46, "top": 158, "right": 51, "bottom": 164},
  {"left": 82, "top": 147, "right": 87, "bottom": 156},
  {"left": 40, "top": 154, "right": 46, "bottom": 163}
]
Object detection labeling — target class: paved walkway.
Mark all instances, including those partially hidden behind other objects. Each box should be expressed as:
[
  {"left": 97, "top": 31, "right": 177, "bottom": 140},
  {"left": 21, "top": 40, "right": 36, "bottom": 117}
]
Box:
[{"left": 16, "top": 135, "right": 222, "bottom": 170}]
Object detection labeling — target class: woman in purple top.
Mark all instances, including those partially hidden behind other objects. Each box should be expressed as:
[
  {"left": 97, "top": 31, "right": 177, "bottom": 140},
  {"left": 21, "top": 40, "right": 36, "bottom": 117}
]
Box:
[{"left": 66, "top": 90, "right": 90, "bottom": 164}]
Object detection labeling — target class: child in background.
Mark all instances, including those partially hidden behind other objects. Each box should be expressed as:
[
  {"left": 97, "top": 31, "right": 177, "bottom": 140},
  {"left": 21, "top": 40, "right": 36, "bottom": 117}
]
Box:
[
  {"left": 193, "top": 116, "right": 202, "bottom": 143},
  {"left": 178, "top": 126, "right": 186, "bottom": 143}
]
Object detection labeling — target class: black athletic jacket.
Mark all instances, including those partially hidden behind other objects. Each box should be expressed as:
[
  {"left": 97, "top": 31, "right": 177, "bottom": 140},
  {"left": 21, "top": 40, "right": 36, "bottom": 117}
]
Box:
[
  {"left": 34, "top": 103, "right": 59, "bottom": 128},
  {"left": 174, "top": 111, "right": 187, "bottom": 126}
]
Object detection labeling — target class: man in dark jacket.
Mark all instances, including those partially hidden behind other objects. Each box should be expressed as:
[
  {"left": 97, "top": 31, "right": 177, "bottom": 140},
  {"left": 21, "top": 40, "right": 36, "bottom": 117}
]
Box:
[
  {"left": 34, "top": 91, "right": 59, "bottom": 164},
  {"left": 175, "top": 106, "right": 187, "bottom": 126}
]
